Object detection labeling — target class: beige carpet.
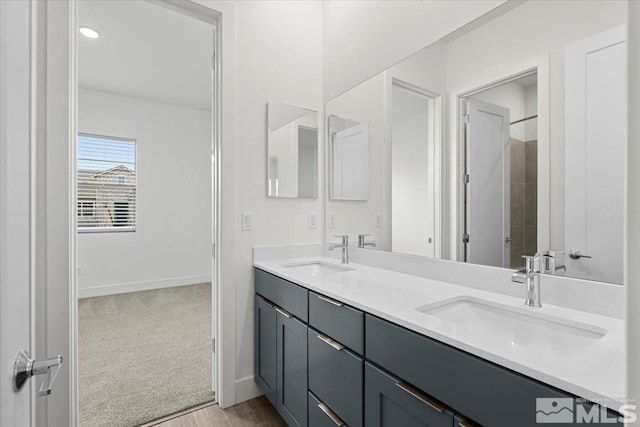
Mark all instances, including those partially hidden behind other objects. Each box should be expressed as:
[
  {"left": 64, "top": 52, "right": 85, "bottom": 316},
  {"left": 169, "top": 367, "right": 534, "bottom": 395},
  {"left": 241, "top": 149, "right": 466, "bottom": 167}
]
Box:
[{"left": 78, "top": 283, "right": 214, "bottom": 427}]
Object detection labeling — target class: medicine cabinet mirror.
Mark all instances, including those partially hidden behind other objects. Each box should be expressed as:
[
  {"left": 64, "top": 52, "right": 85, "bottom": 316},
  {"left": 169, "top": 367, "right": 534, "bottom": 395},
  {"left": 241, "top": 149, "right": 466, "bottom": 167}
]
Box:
[{"left": 267, "top": 101, "right": 318, "bottom": 199}]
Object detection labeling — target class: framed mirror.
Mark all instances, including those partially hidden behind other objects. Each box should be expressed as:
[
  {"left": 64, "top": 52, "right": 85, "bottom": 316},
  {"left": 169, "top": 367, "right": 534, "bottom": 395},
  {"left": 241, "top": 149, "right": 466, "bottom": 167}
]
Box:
[
  {"left": 267, "top": 101, "right": 318, "bottom": 198},
  {"left": 324, "top": 0, "right": 626, "bottom": 284}
]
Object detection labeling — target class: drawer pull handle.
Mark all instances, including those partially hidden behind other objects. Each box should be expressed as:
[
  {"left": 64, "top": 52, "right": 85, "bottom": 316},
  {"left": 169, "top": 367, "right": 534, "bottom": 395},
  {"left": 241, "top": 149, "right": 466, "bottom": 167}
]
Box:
[
  {"left": 275, "top": 307, "right": 292, "bottom": 318},
  {"left": 261, "top": 298, "right": 276, "bottom": 308},
  {"left": 395, "top": 381, "right": 446, "bottom": 413},
  {"left": 459, "top": 420, "right": 480, "bottom": 427},
  {"left": 317, "top": 334, "right": 345, "bottom": 351},
  {"left": 318, "top": 402, "right": 345, "bottom": 426},
  {"left": 318, "top": 295, "right": 344, "bottom": 307}
]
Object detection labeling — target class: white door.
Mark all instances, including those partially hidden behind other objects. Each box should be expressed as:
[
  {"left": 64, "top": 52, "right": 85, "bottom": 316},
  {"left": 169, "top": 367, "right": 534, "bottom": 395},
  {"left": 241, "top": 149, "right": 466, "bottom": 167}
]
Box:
[
  {"left": 333, "top": 123, "right": 369, "bottom": 200},
  {"left": 565, "top": 25, "right": 626, "bottom": 284},
  {"left": 391, "top": 83, "right": 435, "bottom": 257},
  {"left": 1, "top": 0, "right": 37, "bottom": 424},
  {"left": 465, "top": 99, "right": 510, "bottom": 268}
]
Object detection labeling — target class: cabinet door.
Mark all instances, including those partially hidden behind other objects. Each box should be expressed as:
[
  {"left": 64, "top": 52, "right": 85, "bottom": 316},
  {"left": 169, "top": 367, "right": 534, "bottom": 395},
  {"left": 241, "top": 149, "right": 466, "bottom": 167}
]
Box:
[
  {"left": 365, "top": 362, "right": 454, "bottom": 427},
  {"left": 254, "top": 295, "right": 277, "bottom": 406},
  {"left": 277, "top": 308, "right": 308, "bottom": 427}
]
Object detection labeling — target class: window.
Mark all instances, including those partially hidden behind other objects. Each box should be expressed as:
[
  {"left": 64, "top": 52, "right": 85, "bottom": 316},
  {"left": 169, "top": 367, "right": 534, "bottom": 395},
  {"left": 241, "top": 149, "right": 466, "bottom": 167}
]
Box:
[{"left": 77, "top": 134, "right": 136, "bottom": 232}]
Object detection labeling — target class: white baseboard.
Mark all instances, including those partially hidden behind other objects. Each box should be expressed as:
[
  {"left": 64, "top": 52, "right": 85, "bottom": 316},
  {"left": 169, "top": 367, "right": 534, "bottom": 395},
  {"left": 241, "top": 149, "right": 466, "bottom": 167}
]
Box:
[
  {"left": 235, "top": 375, "right": 262, "bottom": 404},
  {"left": 78, "top": 275, "right": 211, "bottom": 298}
]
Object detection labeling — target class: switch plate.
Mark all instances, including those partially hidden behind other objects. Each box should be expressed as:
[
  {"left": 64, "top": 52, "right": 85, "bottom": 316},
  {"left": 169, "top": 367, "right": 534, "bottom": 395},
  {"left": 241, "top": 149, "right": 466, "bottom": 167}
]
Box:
[
  {"left": 328, "top": 212, "right": 337, "bottom": 228},
  {"left": 241, "top": 212, "right": 254, "bottom": 231},
  {"left": 375, "top": 212, "right": 383, "bottom": 227},
  {"left": 308, "top": 212, "right": 318, "bottom": 229}
]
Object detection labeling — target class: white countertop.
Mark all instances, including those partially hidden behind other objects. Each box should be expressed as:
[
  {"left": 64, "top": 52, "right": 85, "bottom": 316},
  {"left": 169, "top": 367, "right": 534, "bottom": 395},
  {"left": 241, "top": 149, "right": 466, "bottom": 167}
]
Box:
[{"left": 254, "top": 256, "right": 626, "bottom": 406}]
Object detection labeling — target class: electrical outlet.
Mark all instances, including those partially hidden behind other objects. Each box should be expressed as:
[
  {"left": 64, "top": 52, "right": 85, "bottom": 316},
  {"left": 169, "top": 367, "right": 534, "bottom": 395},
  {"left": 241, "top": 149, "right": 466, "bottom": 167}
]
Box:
[
  {"left": 308, "top": 212, "right": 318, "bottom": 229},
  {"left": 375, "top": 212, "right": 383, "bottom": 227},
  {"left": 328, "top": 212, "right": 337, "bottom": 228},
  {"left": 241, "top": 212, "right": 254, "bottom": 231}
]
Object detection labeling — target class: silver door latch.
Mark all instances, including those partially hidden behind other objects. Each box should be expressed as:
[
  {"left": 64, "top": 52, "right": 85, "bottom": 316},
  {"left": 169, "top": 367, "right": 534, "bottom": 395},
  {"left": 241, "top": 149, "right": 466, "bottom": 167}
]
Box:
[{"left": 13, "top": 350, "right": 63, "bottom": 397}]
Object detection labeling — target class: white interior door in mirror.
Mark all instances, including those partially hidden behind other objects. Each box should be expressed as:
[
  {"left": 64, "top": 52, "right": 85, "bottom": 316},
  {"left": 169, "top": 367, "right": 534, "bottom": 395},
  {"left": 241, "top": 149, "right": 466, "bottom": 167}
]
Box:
[
  {"left": 466, "top": 99, "right": 510, "bottom": 268},
  {"left": 331, "top": 123, "right": 370, "bottom": 200},
  {"left": 391, "top": 83, "right": 435, "bottom": 257},
  {"left": 565, "top": 25, "right": 626, "bottom": 284}
]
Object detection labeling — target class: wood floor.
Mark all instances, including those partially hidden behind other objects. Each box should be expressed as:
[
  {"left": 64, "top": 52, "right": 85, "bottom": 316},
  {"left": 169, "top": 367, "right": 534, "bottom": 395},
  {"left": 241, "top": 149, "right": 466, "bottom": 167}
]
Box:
[{"left": 149, "top": 396, "right": 287, "bottom": 427}]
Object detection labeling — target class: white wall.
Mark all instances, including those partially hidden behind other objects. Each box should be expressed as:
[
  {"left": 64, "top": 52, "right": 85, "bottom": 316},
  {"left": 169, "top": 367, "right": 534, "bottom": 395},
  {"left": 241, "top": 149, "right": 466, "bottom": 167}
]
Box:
[
  {"left": 77, "top": 88, "right": 212, "bottom": 297},
  {"left": 445, "top": 0, "right": 627, "bottom": 251},
  {"left": 322, "top": 0, "right": 507, "bottom": 101},
  {"left": 231, "top": 0, "right": 324, "bottom": 401}
]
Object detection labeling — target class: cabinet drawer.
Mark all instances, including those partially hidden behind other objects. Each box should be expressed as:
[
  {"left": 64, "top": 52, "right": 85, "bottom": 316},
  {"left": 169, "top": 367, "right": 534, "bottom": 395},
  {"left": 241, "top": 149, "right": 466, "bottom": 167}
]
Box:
[
  {"left": 309, "top": 291, "right": 364, "bottom": 355},
  {"left": 255, "top": 268, "right": 308, "bottom": 322},
  {"left": 366, "top": 314, "right": 622, "bottom": 427},
  {"left": 308, "top": 328, "right": 363, "bottom": 427},
  {"left": 309, "top": 391, "right": 347, "bottom": 427},
  {"left": 365, "top": 362, "right": 454, "bottom": 427}
]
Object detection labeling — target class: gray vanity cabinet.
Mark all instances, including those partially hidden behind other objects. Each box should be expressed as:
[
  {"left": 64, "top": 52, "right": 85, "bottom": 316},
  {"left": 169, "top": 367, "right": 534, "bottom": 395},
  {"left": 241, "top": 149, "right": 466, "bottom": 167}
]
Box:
[
  {"left": 254, "top": 295, "right": 277, "bottom": 406},
  {"left": 276, "top": 308, "right": 308, "bottom": 427},
  {"left": 365, "top": 362, "right": 455, "bottom": 427},
  {"left": 254, "top": 269, "right": 309, "bottom": 427}
]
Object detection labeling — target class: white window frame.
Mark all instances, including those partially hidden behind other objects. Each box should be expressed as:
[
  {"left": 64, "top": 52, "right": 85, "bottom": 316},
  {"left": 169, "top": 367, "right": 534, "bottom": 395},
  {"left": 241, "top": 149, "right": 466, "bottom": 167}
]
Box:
[{"left": 77, "top": 133, "right": 137, "bottom": 233}]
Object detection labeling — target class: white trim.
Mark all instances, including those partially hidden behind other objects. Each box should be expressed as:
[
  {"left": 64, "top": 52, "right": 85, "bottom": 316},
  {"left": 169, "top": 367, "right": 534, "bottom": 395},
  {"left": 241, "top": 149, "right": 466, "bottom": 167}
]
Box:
[
  {"left": 627, "top": 4, "right": 639, "bottom": 403},
  {"left": 77, "top": 275, "right": 212, "bottom": 299},
  {"left": 446, "top": 54, "right": 550, "bottom": 261},
  {"left": 234, "top": 375, "right": 262, "bottom": 403}
]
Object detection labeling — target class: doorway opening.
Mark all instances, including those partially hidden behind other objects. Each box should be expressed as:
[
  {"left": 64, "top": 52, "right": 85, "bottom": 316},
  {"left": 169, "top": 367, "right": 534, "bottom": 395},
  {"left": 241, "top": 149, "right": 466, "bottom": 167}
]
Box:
[
  {"left": 75, "top": 1, "right": 218, "bottom": 426},
  {"left": 457, "top": 70, "right": 541, "bottom": 269}
]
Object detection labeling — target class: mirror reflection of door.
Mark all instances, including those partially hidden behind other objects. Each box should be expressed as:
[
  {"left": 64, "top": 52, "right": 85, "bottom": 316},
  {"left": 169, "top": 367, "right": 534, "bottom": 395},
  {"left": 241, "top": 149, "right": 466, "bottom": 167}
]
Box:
[
  {"left": 464, "top": 99, "right": 510, "bottom": 268},
  {"left": 391, "top": 82, "right": 435, "bottom": 257},
  {"left": 565, "top": 25, "right": 626, "bottom": 284},
  {"left": 331, "top": 123, "right": 370, "bottom": 200}
]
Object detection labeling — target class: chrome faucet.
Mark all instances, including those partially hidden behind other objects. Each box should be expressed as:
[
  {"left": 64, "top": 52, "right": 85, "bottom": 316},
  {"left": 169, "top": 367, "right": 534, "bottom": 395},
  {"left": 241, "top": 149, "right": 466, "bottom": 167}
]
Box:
[
  {"left": 541, "top": 250, "right": 567, "bottom": 275},
  {"left": 511, "top": 254, "right": 542, "bottom": 307},
  {"left": 358, "top": 234, "right": 376, "bottom": 249},
  {"left": 329, "top": 235, "right": 349, "bottom": 264}
]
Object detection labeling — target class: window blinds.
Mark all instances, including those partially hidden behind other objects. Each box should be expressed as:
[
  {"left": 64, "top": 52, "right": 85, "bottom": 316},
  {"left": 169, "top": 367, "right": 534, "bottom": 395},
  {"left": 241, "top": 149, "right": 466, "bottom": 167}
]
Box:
[{"left": 77, "top": 134, "right": 137, "bottom": 231}]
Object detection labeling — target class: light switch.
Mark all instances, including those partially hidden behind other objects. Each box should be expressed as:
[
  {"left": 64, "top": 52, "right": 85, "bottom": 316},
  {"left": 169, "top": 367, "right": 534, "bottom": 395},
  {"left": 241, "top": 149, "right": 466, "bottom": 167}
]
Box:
[
  {"left": 375, "top": 212, "right": 383, "bottom": 228},
  {"left": 328, "top": 212, "right": 336, "bottom": 228},
  {"left": 241, "top": 212, "right": 254, "bottom": 231},
  {"left": 308, "top": 212, "right": 318, "bottom": 229}
]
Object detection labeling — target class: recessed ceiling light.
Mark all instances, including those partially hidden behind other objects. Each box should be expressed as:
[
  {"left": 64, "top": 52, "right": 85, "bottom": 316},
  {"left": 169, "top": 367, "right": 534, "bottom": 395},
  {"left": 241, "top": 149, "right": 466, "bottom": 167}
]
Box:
[{"left": 79, "top": 27, "right": 100, "bottom": 39}]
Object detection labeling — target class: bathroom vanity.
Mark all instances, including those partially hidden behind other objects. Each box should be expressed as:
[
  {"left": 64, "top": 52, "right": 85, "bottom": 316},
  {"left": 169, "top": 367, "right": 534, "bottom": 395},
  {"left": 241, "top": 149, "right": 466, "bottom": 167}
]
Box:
[{"left": 253, "top": 251, "right": 625, "bottom": 427}]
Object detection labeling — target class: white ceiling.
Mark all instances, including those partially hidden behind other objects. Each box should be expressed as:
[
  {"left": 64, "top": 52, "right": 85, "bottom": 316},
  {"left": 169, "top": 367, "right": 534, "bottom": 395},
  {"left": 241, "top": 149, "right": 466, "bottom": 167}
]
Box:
[{"left": 78, "top": 0, "right": 213, "bottom": 111}]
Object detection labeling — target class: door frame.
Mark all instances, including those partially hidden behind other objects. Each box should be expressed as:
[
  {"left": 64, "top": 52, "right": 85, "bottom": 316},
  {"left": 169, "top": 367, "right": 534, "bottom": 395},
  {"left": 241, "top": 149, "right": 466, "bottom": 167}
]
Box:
[
  {"left": 447, "top": 54, "right": 550, "bottom": 263},
  {"left": 43, "top": 0, "right": 238, "bottom": 425}
]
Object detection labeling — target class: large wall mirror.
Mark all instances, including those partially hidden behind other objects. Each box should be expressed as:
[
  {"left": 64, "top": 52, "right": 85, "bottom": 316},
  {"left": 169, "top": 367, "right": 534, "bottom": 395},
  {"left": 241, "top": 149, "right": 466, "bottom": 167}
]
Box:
[
  {"left": 268, "top": 101, "right": 319, "bottom": 198},
  {"left": 325, "top": 0, "right": 626, "bottom": 284}
]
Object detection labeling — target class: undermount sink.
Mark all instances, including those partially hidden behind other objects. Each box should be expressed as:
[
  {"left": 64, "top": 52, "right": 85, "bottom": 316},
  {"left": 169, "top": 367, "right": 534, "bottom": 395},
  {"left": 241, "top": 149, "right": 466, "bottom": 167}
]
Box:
[
  {"left": 416, "top": 296, "right": 607, "bottom": 354},
  {"left": 281, "top": 261, "right": 353, "bottom": 276}
]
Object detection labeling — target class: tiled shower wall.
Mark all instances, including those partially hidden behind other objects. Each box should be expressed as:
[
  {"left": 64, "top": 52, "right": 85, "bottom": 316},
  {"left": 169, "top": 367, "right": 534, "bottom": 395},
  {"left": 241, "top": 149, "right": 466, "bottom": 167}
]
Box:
[{"left": 510, "top": 138, "right": 538, "bottom": 269}]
